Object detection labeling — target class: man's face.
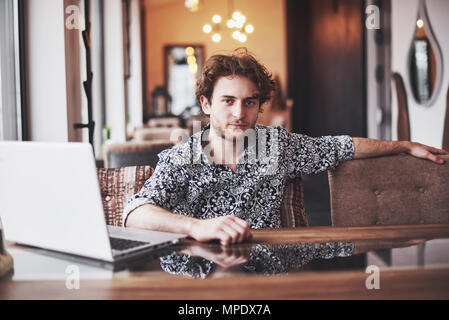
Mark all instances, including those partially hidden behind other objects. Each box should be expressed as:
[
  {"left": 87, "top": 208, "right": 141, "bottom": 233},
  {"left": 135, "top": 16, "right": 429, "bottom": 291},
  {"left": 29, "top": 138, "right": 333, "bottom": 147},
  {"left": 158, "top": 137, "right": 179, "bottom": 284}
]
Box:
[{"left": 200, "top": 75, "right": 260, "bottom": 141}]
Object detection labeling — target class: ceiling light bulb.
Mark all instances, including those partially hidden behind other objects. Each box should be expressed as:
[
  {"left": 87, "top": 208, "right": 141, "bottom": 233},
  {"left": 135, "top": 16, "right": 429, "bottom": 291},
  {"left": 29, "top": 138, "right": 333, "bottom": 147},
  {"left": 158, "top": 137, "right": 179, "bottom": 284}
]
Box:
[
  {"left": 185, "top": 46, "right": 194, "bottom": 56},
  {"left": 187, "top": 56, "right": 196, "bottom": 65},
  {"left": 189, "top": 64, "right": 198, "bottom": 74},
  {"left": 238, "top": 15, "right": 246, "bottom": 24},
  {"left": 238, "top": 33, "right": 247, "bottom": 43},
  {"left": 232, "top": 11, "right": 242, "bottom": 20},
  {"left": 417, "top": 18, "right": 424, "bottom": 28},
  {"left": 232, "top": 30, "right": 241, "bottom": 39},
  {"left": 203, "top": 24, "right": 212, "bottom": 34},
  {"left": 235, "top": 20, "right": 245, "bottom": 29},
  {"left": 227, "top": 19, "right": 235, "bottom": 29},
  {"left": 212, "top": 14, "right": 222, "bottom": 24},
  {"left": 245, "top": 24, "right": 254, "bottom": 34},
  {"left": 185, "top": 0, "right": 199, "bottom": 12},
  {"left": 212, "top": 33, "right": 221, "bottom": 43}
]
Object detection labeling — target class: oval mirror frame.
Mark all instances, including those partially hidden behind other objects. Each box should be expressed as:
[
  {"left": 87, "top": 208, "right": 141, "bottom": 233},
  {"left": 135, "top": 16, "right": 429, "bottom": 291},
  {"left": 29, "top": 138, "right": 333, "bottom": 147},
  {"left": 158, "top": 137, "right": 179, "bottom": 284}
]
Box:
[{"left": 407, "top": 0, "right": 444, "bottom": 107}]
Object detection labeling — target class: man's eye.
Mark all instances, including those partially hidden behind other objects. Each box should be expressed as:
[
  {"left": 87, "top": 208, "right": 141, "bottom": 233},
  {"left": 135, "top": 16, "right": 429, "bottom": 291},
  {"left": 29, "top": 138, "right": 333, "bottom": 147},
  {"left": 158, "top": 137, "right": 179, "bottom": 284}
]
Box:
[
  {"left": 223, "top": 99, "right": 233, "bottom": 104},
  {"left": 246, "top": 100, "right": 257, "bottom": 106}
]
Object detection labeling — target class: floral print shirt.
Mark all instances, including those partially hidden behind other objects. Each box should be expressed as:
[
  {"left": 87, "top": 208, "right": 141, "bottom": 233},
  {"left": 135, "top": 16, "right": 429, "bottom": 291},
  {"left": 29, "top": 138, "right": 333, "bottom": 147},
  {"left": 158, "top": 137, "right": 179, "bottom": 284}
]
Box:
[{"left": 122, "top": 124, "right": 354, "bottom": 228}]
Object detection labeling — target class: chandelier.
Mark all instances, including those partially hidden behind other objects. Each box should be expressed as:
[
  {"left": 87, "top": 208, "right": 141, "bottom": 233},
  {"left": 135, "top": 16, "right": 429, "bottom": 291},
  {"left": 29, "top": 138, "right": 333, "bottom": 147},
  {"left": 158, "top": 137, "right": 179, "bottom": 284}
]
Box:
[{"left": 202, "top": 1, "right": 254, "bottom": 43}]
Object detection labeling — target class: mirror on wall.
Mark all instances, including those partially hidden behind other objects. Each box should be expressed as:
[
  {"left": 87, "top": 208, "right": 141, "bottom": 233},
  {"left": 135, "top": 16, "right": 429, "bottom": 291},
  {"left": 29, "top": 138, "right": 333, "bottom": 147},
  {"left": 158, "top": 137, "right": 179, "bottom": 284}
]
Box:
[
  {"left": 408, "top": 0, "right": 443, "bottom": 106},
  {"left": 164, "top": 45, "right": 204, "bottom": 116}
]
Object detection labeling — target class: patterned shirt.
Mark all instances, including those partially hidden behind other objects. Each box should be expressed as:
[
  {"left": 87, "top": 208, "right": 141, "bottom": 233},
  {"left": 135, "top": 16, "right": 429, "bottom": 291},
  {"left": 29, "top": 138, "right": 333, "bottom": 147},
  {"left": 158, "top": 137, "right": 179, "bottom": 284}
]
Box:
[{"left": 122, "top": 124, "right": 354, "bottom": 228}]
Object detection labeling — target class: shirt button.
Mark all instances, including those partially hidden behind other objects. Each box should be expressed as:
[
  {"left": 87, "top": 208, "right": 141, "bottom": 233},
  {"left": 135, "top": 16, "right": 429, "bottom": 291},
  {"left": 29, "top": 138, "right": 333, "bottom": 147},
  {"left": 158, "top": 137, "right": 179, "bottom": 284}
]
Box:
[
  {"left": 374, "top": 190, "right": 381, "bottom": 196},
  {"left": 419, "top": 187, "right": 425, "bottom": 193},
  {"left": 105, "top": 196, "right": 111, "bottom": 201}
]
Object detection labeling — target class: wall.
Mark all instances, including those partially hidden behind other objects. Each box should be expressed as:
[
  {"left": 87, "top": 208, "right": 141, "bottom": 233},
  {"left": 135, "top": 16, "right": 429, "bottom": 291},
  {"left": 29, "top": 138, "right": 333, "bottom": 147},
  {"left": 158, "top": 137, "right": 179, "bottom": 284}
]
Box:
[
  {"left": 365, "top": 0, "right": 391, "bottom": 141},
  {"left": 0, "top": 0, "right": 20, "bottom": 140},
  {"left": 103, "top": 0, "right": 127, "bottom": 142},
  {"left": 127, "top": 0, "right": 144, "bottom": 132},
  {"left": 91, "top": 0, "right": 106, "bottom": 156},
  {"left": 143, "top": 0, "right": 287, "bottom": 113},
  {"left": 64, "top": 0, "right": 83, "bottom": 142},
  {"left": 0, "top": 55, "right": 3, "bottom": 139},
  {"left": 391, "top": 0, "right": 449, "bottom": 147},
  {"left": 25, "top": 0, "right": 69, "bottom": 141}
]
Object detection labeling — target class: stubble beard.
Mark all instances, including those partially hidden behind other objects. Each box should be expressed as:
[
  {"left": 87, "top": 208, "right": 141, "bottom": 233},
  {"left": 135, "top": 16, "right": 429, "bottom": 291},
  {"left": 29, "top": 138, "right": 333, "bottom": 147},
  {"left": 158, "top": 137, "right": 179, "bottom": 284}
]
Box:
[{"left": 209, "top": 114, "right": 257, "bottom": 143}]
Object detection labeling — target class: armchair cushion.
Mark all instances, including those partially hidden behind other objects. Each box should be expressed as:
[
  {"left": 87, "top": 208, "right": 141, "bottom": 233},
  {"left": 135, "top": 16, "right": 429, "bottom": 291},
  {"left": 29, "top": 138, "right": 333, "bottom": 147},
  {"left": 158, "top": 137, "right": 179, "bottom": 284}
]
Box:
[{"left": 328, "top": 154, "right": 449, "bottom": 226}]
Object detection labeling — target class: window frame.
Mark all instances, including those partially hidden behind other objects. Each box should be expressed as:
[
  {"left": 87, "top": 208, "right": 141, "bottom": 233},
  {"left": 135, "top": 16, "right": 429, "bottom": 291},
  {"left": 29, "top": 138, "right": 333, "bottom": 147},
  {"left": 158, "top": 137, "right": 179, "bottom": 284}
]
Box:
[{"left": 0, "top": 0, "right": 27, "bottom": 141}]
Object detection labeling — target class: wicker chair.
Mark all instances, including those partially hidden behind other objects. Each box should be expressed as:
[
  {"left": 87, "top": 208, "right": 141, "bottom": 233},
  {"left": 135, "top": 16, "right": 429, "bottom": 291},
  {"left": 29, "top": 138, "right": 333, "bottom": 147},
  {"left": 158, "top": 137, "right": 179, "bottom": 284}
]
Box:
[{"left": 97, "top": 165, "right": 308, "bottom": 228}]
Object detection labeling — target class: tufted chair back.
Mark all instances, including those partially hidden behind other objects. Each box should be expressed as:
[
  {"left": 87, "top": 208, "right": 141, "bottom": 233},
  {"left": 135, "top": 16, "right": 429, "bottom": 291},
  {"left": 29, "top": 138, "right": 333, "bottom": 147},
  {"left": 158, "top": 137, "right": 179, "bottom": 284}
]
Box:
[
  {"left": 328, "top": 154, "right": 449, "bottom": 226},
  {"left": 97, "top": 166, "right": 307, "bottom": 228}
]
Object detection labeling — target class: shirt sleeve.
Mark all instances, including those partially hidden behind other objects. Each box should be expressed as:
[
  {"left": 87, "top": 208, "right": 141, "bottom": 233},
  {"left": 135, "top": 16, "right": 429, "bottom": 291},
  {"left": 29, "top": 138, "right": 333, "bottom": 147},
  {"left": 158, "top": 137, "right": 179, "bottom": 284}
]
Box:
[
  {"left": 122, "top": 158, "right": 189, "bottom": 227},
  {"left": 279, "top": 127, "right": 354, "bottom": 178}
]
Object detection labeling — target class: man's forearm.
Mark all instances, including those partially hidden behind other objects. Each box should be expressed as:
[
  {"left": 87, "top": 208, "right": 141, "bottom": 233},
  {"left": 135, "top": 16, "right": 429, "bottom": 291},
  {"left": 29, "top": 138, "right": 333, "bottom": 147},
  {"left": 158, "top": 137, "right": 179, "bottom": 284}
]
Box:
[
  {"left": 125, "top": 203, "right": 253, "bottom": 245},
  {"left": 352, "top": 137, "right": 410, "bottom": 159},
  {"left": 125, "top": 204, "right": 197, "bottom": 235}
]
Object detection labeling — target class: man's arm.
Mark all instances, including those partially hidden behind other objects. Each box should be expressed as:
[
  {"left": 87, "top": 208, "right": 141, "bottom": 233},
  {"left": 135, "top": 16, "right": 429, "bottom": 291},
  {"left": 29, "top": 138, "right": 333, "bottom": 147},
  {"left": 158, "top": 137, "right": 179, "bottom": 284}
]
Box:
[
  {"left": 352, "top": 138, "right": 449, "bottom": 164},
  {"left": 125, "top": 204, "right": 252, "bottom": 246}
]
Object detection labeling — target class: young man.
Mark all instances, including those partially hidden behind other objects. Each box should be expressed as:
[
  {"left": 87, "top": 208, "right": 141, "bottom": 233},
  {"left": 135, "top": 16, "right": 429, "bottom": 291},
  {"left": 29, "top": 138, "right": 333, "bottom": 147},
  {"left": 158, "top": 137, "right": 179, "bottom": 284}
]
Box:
[{"left": 124, "top": 49, "right": 448, "bottom": 245}]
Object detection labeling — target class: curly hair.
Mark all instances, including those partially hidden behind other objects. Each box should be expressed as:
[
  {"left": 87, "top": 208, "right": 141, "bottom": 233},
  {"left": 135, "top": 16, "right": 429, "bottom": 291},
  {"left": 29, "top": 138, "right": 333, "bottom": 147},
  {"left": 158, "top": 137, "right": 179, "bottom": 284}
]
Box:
[{"left": 196, "top": 48, "right": 276, "bottom": 108}]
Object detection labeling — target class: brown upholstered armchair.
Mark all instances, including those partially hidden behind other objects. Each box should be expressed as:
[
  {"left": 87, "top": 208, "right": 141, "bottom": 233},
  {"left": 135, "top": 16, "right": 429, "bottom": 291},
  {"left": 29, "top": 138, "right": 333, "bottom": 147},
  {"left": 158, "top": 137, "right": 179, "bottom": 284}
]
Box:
[
  {"left": 328, "top": 154, "right": 449, "bottom": 226},
  {"left": 97, "top": 166, "right": 307, "bottom": 228}
]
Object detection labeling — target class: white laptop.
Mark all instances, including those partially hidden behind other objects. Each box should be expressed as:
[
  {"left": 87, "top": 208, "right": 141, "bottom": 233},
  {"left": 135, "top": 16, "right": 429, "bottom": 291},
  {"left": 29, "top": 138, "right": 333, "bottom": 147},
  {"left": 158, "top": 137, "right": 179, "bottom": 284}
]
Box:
[{"left": 0, "top": 141, "right": 186, "bottom": 267}]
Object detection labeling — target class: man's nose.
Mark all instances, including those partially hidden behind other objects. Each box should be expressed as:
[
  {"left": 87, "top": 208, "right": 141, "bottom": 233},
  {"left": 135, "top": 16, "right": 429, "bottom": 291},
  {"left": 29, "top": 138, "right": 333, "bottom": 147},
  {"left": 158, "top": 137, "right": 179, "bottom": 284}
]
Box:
[{"left": 232, "top": 101, "right": 244, "bottom": 118}]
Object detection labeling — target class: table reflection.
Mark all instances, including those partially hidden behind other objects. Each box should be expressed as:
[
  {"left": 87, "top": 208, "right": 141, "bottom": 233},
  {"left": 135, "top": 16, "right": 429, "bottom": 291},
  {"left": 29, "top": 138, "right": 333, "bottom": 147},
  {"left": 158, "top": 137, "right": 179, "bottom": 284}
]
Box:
[{"left": 158, "top": 241, "right": 355, "bottom": 278}]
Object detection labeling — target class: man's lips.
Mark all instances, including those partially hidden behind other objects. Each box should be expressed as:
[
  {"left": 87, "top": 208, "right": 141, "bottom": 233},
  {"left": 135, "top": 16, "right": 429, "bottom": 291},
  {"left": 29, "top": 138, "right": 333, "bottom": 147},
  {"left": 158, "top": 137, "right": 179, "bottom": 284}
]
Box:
[{"left": 227, "top": 123, "right": 247, "bottom": 129}]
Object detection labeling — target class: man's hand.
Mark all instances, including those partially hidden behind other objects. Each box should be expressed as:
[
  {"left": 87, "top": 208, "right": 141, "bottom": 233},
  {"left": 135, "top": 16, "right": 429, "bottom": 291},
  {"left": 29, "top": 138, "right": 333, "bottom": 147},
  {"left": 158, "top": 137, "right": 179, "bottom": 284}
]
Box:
[
  {"left": 181, "top": 245, "right": 249, "bottom": 268},
  {"left": 407, "top": 142, "right": 448, "bottom": 164},
  {"left": 126, "top": 204, "right": 252, "bottom": 246},
  {"left": 189, "top": 215, "right": 252, "bottom": 246},
  {"left": 353, "top": 137, "right": 449, "bottom": 164}
]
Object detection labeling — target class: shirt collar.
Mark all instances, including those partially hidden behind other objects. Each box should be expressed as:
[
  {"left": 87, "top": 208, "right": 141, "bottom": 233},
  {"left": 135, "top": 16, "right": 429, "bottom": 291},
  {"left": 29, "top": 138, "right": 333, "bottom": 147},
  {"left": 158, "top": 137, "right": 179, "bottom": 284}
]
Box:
[{"left": 191, "top": 123, "right": 260, "bottom": 166}]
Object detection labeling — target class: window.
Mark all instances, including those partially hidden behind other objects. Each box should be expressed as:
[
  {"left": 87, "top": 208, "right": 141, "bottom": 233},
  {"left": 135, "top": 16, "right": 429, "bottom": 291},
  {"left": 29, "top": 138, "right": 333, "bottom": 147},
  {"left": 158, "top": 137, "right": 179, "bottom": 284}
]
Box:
[{"left": 0, "top": 0, "right": 23, "bottom": 141}]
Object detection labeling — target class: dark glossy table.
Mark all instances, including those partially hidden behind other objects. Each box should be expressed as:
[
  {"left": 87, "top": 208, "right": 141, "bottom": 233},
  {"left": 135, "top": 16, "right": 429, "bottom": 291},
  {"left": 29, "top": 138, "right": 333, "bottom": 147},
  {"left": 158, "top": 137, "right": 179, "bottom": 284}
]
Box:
[{"left": 1, "top": 224, "right": 449, "bottom": 299}]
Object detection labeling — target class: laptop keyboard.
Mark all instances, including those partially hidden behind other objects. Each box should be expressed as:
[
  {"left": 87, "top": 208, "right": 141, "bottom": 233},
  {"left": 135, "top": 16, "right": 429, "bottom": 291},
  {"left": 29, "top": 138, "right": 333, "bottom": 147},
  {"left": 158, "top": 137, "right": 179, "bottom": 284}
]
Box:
[{"left": 109, "top": 237, "right": 150, "bottom": 251}]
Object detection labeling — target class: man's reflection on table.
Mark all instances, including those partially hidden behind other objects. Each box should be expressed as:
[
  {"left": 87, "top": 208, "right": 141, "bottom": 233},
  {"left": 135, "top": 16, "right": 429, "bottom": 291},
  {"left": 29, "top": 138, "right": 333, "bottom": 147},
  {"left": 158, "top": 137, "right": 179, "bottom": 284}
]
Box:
[{"left": 159, "top": 241, "right": 355, "bottom": 278}]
